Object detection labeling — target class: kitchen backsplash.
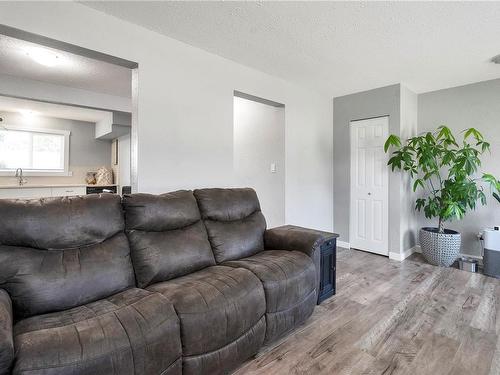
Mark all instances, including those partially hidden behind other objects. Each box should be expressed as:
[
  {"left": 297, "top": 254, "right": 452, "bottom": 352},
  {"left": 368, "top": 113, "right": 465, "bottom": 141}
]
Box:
[{"left": 0, "top": 165, "right": 113, "bottom": 186}]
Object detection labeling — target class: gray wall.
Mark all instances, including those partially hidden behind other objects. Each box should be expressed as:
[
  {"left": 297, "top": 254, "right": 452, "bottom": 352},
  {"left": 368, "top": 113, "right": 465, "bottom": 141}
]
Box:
[
  {"left": 333, "top": 84, "right": 402, "bottom": 253},
  {"left": 334, "top": 79, "right": 500, "bottom": 258},
  {"left": 1, "top": 111, "right": 111, "bottom": 167},
  {"left": 418, "top": 79, "right": 500, "bottom": 256}
]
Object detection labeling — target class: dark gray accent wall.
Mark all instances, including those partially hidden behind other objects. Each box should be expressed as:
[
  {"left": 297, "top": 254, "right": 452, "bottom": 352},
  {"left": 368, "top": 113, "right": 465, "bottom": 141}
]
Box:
[
  {"left": 418, "top": 78, "right": 500, "bottom": 256},
  {"left": 1, "top": 111, "right": 111, "bottom": 167},
  {"left": 333, "top": 84, "right": 401, "bottom": 253}
]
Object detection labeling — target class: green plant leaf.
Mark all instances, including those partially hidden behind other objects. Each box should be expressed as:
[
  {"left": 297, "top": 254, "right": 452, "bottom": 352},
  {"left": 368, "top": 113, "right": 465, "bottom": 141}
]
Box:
[
  {"left": 384, "top": 134, "right": 401, "bottom": 153},
  {"left": 463, "top": 128, "right": 475, "bottom": 140},
  {"left": 494, "top": 192, "right": 500, "bottom": 204},
  {"left": 415, "top": 198, "right": 426, "bottom": 211},
  {"left": 413, "top": 179, "right": 425, "bottom": 192},
  {"left": 463, "top": 128, "right": 484, "bottom": 142},
  {"left": 483, "top": 173, "right": 498, "bottom": 185}
]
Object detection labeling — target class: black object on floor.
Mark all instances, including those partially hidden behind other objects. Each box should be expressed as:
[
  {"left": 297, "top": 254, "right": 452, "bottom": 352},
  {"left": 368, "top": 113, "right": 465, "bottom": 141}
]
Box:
[{"left": 318, "top": 237, "right": 336, "bottom": 304}]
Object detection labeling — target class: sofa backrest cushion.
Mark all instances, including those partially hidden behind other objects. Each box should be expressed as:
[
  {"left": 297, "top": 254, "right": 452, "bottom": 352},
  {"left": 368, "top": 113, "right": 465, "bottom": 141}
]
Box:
[
  {"left": 0, "top": 194, "right": 135, "bottom": 319},
  {"left": 123, "top": 191, "right": 215, "bottom": 287},
  {"left": 194, "top": 188, "right": 266, "bottom": 263}
]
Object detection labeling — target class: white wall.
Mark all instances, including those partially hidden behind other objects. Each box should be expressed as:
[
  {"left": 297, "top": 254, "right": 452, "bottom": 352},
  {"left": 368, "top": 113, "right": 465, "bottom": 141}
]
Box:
[
  {"left": 399, "top": 85, "right": 418, "bottom": 254},
  {"left": 234, "top": 96, "right": 285, "bottom": 228},
  {"left": 0, "top": 2, "right": 333, "bottom": 231},
  {"left": 118, "top": 134, "right": 131, "bottom": 187}
]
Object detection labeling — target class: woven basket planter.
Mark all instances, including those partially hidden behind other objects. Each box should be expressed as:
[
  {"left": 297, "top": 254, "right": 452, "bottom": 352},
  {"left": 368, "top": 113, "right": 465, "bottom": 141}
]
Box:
[{"left": 419, "top": 227, "right": 461, "bottom": 267}]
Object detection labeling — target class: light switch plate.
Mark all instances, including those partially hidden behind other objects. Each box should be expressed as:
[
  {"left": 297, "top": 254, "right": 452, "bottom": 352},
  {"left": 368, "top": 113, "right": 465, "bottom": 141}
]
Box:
[{"left": 270, "top": 163, "right": 277, "bottom": 173}]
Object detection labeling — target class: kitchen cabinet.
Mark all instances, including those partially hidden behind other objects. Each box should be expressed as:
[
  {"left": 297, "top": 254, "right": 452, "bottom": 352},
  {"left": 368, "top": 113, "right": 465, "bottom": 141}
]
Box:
[
  {"left": 0, "top": 185, "right": 87, "bottom": 199},
  {"left": 0, "top": 187, "right": 52, "bottom": 199},
  {"left": 51, "top": 186, "right": 87, "bottom": 197}
]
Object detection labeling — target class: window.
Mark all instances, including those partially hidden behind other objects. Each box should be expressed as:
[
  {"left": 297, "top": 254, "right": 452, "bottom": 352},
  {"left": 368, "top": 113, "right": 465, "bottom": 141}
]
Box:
[{"left": 0, "top": 127, "right": 70, "bottom": 176}]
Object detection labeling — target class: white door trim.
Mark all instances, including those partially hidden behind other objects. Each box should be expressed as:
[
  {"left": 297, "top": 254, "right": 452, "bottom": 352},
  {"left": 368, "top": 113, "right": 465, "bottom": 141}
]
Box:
[{"left": 349, "top": 116, "right": 389, "bottom": 256}]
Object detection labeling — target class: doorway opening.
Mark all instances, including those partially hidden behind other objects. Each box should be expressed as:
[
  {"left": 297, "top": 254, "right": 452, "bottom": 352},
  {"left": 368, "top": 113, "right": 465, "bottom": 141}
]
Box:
[
  {"left": 0, "top": 25, "right": 138, "bottom": 198},
  {"left": 233, "top": 91, "right": 285, "bottom": 228}
]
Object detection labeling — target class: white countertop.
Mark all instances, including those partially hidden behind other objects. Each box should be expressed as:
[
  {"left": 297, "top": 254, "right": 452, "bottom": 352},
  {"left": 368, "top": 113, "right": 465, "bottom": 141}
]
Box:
[{"left": 0, "top": 184, "right": 117, "bottom": 189}]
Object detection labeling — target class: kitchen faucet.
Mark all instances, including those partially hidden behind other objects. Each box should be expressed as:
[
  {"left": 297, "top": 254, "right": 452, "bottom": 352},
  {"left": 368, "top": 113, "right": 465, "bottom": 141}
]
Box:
[{"left": 15, "top": 168, "right": 27, "bottom": 186}]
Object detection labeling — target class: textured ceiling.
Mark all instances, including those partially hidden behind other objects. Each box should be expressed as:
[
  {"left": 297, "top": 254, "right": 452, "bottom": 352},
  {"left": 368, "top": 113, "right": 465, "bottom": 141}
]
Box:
[
  {"left": 0, "top": 35, "right": 131, "bottom": 98},
  {"left": 82, "top": 1, "right": 500, "bottom": 97}
]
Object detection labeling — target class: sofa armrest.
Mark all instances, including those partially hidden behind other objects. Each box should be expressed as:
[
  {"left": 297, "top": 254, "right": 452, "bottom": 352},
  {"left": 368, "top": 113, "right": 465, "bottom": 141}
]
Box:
[
  {"left": 0, "top": 289, "right": 14, "bottom": 375},
  {"left": 264, "top": 225, "right": 338, "bottom": 304},
  {"left": 264, "top": 225, "right": 337, "bottom": 257}
]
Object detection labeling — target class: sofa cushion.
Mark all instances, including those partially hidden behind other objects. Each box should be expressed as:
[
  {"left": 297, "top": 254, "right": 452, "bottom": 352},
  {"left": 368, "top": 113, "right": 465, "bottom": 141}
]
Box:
[
  {"left": 123, "top": 192, "right": 215, "bottom": 288},
  {"left": 224, "top": 250, "right": 316, "bottom": 342},
  {"left": 194, "top": 188, "right": 266, "bottom": 263},
  {"left": 13, "top": 288, "right": 181, "bottom": 375},
  {"left": 0, "top": 195, "right": 135, "bottom": 319},
  {"left": 147, "top": 265, "right": 266, "bottom": 357},
  {"left": 183, "top": 317, "right": 266, "bottom": 375},
  {"left": 0, "top": 194, "right": 124, "bottom": 250},
  {"left": 0, "top": 289, "right": 13, "bottom": 375}
]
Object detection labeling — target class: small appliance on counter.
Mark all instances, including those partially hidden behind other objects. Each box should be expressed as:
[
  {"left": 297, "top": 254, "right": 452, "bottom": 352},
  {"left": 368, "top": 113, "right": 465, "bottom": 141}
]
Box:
[
  {"left": 482, "top": 226, "right": 500, "bottom": 278},
  {"left": 86, "top": 185, "right": 117, "bottom": 195}
]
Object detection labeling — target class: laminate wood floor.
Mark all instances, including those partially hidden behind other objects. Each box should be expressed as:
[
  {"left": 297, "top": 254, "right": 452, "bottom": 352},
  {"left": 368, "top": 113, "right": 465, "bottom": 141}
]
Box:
[{"left": 234, "top": 247, "right": 500, "bottom": 375}]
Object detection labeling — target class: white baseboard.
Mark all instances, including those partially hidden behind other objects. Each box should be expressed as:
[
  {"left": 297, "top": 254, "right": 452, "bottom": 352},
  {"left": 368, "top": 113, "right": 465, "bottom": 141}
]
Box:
[
  {"left": 389, "top": 245, "right": 421, "bottom": 262},
  {"left": 389, "top": 252, "right": 403, "bottom": 261},
  {"left": 337, "top": 240, "right": 350, "bottom": 249}
]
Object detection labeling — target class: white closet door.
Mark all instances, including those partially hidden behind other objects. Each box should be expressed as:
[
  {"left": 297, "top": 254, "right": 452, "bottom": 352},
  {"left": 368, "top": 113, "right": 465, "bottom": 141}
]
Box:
[{"left": 349, "top": 116, "right": 389, "bottom": 255}]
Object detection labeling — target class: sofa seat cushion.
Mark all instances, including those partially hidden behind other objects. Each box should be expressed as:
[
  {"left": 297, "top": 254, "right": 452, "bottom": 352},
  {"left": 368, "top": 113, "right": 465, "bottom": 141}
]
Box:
[
  {"left": 224, "top": 250, "right": 316, "bottom": 312},
  {"left": 223, "top": 250, "right": 316, "bottom": 342},
  {"left": 13, "top": 288, "right": 181, "bottom": 375},
  {"left": 147, "top": 265, "right": 266, "bottom": 357},
  {"left": 183, "top": 316, "right": 266, "bottom": 375}
]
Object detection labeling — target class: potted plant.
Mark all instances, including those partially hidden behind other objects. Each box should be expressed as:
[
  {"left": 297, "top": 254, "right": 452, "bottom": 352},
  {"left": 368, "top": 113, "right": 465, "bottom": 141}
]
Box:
[{"left": 384, "top": 126, "right": 500, "bottom": 266}]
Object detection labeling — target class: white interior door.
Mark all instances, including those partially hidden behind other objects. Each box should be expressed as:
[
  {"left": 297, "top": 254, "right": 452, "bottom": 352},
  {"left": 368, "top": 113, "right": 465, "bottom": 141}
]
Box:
[{"left": 350, "top": 116, "right": 389, "bottom": 255}]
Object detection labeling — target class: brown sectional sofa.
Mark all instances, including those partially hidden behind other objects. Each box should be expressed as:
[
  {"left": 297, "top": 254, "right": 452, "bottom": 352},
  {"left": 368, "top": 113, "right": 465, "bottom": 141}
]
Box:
[{"left": 0, "top": 188, "right": 335, "bottom": 375}]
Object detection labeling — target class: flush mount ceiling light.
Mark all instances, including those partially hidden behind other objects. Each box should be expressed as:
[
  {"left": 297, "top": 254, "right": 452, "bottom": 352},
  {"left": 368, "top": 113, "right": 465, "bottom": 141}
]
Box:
[
  {"left": 25, "top": 47, "right": 63, "bottom": 67},
  {"left": 492, "top": 55, "right": 500, "bottom": 64}
]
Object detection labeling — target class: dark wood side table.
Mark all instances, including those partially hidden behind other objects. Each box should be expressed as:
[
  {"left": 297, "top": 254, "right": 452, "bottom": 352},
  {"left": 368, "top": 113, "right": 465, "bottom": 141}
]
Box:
[{"left": 317, "top": 236, "right": 337, "bottom": 304}]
